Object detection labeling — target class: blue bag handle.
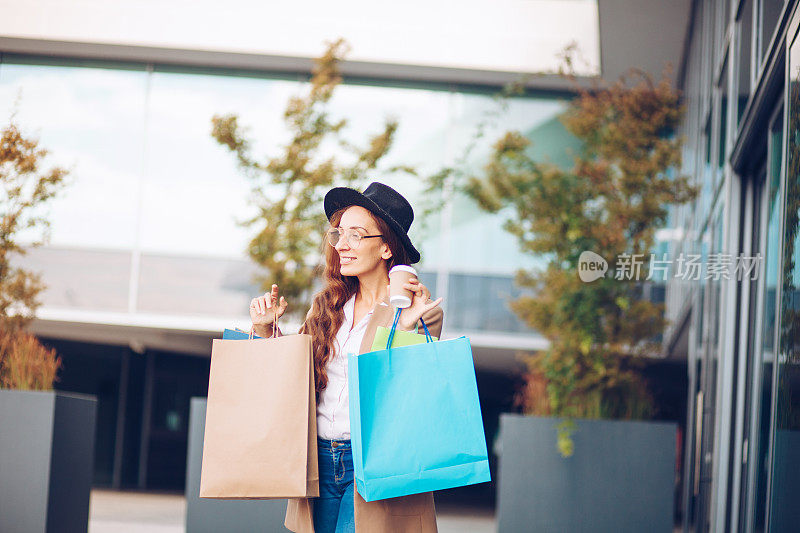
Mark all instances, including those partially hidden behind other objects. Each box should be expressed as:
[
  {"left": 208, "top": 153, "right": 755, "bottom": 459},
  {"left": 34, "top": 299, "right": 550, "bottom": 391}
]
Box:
[{"left": 385, "top": 307, "right": 434, "bottom": 349}]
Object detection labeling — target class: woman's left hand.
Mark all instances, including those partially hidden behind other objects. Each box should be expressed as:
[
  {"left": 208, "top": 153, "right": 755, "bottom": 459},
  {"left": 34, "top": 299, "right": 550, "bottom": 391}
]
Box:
[{"left": 391, "top": 277, "right": 443, "bottom": 331}]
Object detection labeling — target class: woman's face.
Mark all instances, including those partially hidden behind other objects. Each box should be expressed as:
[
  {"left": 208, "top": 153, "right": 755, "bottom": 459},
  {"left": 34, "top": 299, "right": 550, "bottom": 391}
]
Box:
[{"left": 333, "top": 206, "right": 392, "bottom": 277}]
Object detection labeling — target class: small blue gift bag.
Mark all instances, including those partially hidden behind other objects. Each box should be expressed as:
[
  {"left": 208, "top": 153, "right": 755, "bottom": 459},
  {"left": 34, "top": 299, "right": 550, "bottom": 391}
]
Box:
[
  {"left": 222, "top": 327, "right": 264, "bottom": 340},
  {"left": 348, "top": 310, "right": 491, "bottom": 502}
]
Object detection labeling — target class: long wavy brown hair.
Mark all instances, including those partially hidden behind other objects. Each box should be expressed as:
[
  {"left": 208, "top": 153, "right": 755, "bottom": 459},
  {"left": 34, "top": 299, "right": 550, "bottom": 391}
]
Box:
[{"left": 300, "top": 206, "right": 412, "bottom": 400}]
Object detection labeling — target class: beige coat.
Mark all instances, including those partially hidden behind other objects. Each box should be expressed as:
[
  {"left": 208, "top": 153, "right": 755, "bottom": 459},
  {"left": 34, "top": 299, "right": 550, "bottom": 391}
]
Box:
[{"left": 283, "top": 295, "right": 444, "bottom": 533}]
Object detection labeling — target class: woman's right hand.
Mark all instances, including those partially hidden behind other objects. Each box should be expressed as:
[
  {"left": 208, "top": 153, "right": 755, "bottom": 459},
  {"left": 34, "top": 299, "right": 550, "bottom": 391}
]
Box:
[{"left": 250, "top": 284, "right": 288, "bottom": 326}]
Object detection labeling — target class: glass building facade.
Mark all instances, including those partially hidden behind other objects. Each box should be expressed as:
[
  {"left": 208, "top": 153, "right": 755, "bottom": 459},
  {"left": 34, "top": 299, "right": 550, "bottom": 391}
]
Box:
[
  {"left": 0, "top": 51, "right": 575, "bottom": 490},
  {"left": 665, "top": 0, "right": 800, "bottom": 531},
  {"left": 0, "top": 56, "right": 573, "bottom": 334}
]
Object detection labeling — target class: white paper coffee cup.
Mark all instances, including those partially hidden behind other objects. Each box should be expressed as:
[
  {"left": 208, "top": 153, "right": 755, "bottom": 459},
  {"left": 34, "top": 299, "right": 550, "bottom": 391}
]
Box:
[{"left": 389, "top": 265, "right": 417, "bottom": 308}]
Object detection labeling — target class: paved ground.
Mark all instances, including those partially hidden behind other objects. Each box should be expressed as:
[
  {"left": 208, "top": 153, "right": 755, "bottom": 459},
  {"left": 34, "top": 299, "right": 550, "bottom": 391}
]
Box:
[{"left": 88, "top": 490, "right": 496, "bottom": 533}]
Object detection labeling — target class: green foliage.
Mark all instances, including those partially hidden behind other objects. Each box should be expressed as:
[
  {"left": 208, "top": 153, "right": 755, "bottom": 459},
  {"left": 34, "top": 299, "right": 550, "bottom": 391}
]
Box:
[
  {"left": 211, "top": 39, "right": 405, "bottom": 314},
  {"left": 556, "top": 419, "right": 576, "bottom": 457},
  {"left": 446, "top": 71, "right": 699, "bottom": 456}
]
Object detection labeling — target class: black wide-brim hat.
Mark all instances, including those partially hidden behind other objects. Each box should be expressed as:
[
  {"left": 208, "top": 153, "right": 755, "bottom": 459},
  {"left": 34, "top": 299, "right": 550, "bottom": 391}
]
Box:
[{"left": 324, "top": 181, "right": 421, "bottom": 264}]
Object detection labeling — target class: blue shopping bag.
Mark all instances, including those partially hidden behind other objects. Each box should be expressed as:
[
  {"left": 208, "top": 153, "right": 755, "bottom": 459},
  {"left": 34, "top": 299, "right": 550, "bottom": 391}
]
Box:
[
  {"left": 348, "top": 309, "right": 491, "bottom": 502},
  {"left": 222, "top": 328, "right": 264, "bottom": 340}
]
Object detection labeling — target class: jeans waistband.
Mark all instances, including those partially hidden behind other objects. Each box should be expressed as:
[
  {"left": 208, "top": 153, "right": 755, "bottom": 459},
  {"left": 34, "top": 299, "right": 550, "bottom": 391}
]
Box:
[{"left": 317, "top": 436, "right": 351, "bottom": 447}]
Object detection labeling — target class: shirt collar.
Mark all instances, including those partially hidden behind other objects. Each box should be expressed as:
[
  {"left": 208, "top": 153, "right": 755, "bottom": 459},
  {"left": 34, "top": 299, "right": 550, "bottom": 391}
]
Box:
[
  {"left": 343, "top": 293, "right": 356, "bottom": 324},
  {"left": 343, "top": 293, "right": 388, "bottom": 326}
]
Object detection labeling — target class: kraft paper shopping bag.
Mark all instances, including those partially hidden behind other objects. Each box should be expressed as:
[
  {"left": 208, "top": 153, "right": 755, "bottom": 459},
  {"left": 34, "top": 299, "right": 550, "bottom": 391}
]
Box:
[
  {"left": 200, "top": 323, "right": 318, "bottom": 498},
  {"left": 350, "top": 310, "right": 491, "bottom": 501}
]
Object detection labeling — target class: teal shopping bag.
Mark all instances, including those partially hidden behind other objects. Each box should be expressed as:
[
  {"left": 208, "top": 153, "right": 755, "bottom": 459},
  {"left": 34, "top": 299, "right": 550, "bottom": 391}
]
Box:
[
  {"left": 348, "top": 310, "right": 491, "bottom": 502},
  {"left": 222, "top": 327, "right": 264, "bottom": 340}
]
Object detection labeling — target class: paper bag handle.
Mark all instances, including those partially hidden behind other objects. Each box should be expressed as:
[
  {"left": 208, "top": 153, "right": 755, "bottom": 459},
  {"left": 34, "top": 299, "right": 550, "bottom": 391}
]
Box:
[{"left": 248, "top": 307, "right": 279, "bottom": 339}]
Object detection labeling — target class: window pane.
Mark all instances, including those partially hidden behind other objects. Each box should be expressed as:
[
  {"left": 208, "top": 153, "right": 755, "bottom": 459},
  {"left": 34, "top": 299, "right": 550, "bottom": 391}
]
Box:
[
  {"left": 0, "top": 63, "right": 148, "bottom": 249},
  {"left": 444, "top": 93, "right": 574, "bottom": 276},
  {"left": 760, "top": 0, "right": 785, "bottom": 63},
  {"left": 770, "top": 31, "right": 800, "bottom": 532},
  {"left": 141, "top": 71, "right": 301, "bottom": 258},
  {"left": 750, "top": 119, "right": 781, "bottom": 532}
]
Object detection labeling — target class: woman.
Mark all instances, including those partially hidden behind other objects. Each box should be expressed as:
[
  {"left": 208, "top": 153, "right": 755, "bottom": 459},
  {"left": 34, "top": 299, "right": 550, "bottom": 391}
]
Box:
[{"left": 249, "top": 182, "right": 444, "bottom": 533}]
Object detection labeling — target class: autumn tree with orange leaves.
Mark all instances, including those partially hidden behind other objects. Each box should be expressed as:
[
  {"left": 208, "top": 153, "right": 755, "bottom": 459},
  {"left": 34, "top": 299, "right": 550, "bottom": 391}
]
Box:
[
  {"left": 0, "top": 119, "right": 69, "bottom": 390},
  {"left": 452, "top": 71, "right": 698, "bottom": 455}
]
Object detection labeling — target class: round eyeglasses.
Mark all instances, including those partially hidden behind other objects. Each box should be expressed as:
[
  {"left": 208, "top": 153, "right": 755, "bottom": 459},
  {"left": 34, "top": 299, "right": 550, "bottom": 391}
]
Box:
[{"left": 327, "top": 228, "right": 383, "bottom": 249}]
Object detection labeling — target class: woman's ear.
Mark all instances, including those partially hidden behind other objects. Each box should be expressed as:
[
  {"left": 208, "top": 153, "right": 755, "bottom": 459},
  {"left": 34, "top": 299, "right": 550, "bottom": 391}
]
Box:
[{"left": 381, "top": 244, "right": 392, "bottom": 261}]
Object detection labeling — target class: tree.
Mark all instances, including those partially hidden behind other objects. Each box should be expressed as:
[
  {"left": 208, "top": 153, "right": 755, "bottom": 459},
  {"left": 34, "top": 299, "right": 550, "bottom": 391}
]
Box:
[
  {"left": 448, "top": 71, "right": 698, "bottom": 455},
  {"left": 0, "top": 118, "right": 70, "bottom": 390},
  {"left": 0, "top": 120, "right": 70, "bottom": 334},
  {"left": 211, "top": 39, "right": 406, "bottom": 315}
]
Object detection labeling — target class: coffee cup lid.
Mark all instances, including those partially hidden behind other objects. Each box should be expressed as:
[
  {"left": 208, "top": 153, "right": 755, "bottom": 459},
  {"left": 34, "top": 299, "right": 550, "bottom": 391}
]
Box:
[
  {"left": 390, "top": 294, "right": 412, "bottom": 308},
  {"left": 389, "top": 265, "right": 417, "bottom": 275}
]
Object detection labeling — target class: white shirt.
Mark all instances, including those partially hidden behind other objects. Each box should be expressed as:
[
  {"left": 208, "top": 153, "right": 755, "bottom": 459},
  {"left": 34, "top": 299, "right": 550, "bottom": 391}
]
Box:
[{"left": 316, "top": 294, "right": 388, "bottom": 440}]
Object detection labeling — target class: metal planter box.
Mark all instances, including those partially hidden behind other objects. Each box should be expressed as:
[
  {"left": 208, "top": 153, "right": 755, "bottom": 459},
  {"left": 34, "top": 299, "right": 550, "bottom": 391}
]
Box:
[
  {"left": 0, "top": 389, "right": 97, "bottom": 533},
  {"left": 497, "top": 413, "right": 676, "bottom": 533},
  {"left": 185, "top": 397, "right": 288, "bottom": 533}
]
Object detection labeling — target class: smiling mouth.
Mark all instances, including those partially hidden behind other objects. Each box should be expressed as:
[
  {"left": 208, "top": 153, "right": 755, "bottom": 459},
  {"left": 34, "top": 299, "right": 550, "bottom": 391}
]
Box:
[{"left": 340, "top": 257, "right": 356, "bottom": 265}]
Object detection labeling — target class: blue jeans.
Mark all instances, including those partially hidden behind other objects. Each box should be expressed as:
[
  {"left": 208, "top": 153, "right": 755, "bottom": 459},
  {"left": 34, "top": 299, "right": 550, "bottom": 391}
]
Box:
[{"left": 313, "top": 437, "right": 355, "bottom": 533}]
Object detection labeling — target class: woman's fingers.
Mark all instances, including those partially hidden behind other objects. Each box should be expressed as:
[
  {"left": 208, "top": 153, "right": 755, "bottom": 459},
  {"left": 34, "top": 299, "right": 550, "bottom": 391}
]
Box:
[
  {"left": 426, "top": 297, "right": 443, "bottom": 311},
  {"left": 266, "top": 284, "right": 277, "bottom": 308},
  {"left": 403, "top": 279, "right": 431, "bottom": 301},
  {"left": 403, "top": 281, "right": 422, "bottom": 292},
  {"left": 418, "top": 297, "right": 443, "bottom": 317},
  {"left": 255, "top": 284, "right": 281, "bottom": 315}
]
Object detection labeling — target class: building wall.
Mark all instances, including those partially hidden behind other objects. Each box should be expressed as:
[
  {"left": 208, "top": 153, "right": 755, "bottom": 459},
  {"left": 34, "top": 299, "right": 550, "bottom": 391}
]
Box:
[
  {"left": 666, "top": 1, "right": 796, "bottom": 531},
  {"left": 0, "top": 0, "right": 601, "bottom": 76}
]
